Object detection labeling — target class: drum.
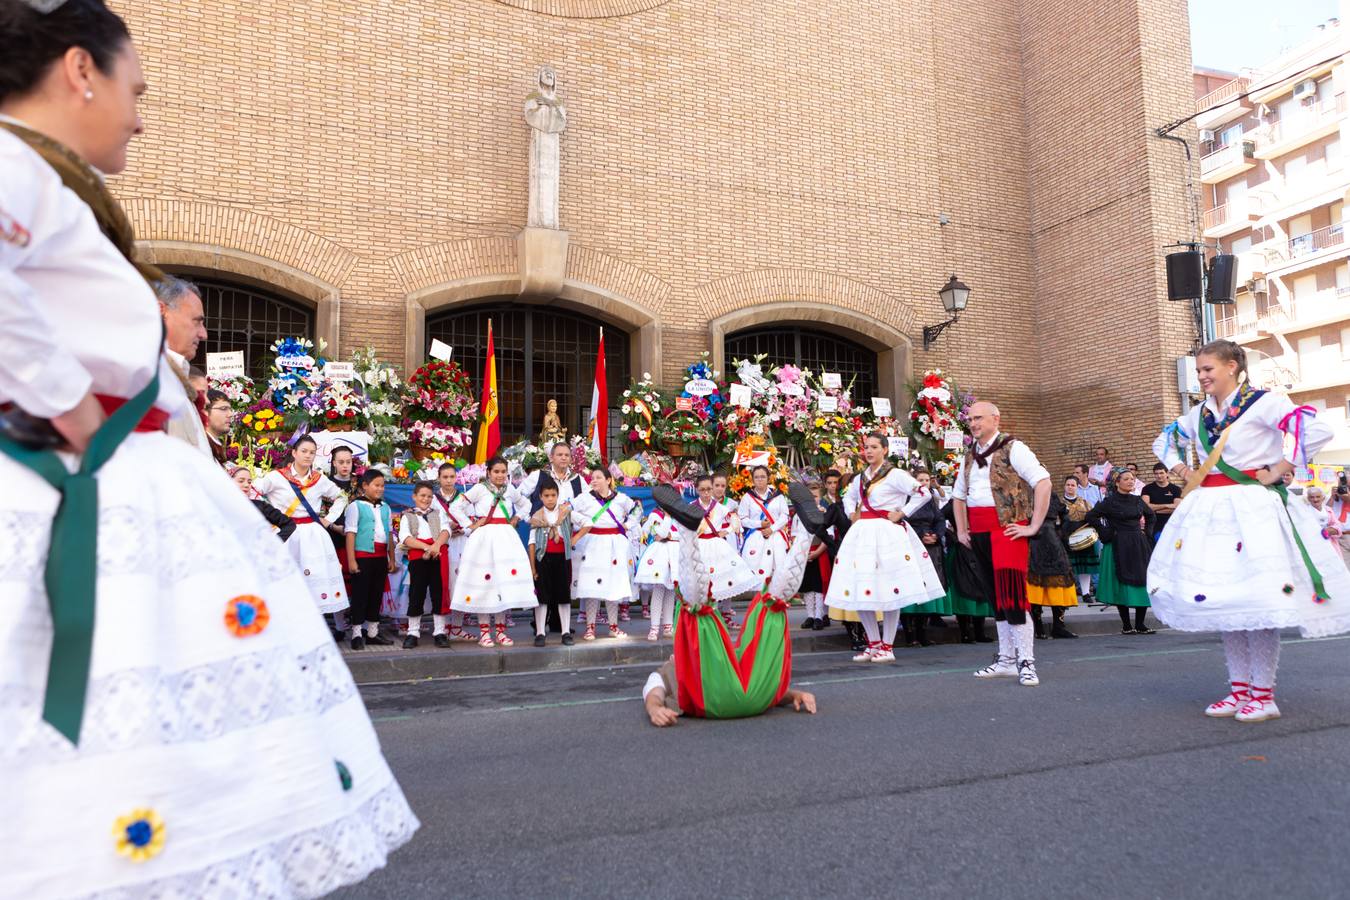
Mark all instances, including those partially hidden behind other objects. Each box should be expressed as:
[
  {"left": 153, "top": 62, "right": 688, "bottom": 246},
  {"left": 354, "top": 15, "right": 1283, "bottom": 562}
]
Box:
[{"left": 1068, "top": 526, "right": 1099, "bottom": 551}]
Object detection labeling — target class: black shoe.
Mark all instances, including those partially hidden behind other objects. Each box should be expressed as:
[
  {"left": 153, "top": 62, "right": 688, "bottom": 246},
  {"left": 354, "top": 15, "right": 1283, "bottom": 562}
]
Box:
[
  {"left": 561, "top": 632, "right": 575, "bottom": 646},
  {"left": 919, "top": 638, "right": 934, "bottom": 647},
  {"left": 366, "top": 633, "right": 393, "bottom": 646},
  {"left": 402, "top": 635, "right": 418, "bottom": 650},
  {"left": 812, "top": 618, "right": 826, "bottom": 631},
  {"left": 961, "top": 635, "right": 975, "bottom": 644},
  {"left": 1033, "top": 621, "right": 1046, "bottom": 640},
  {"left": 928, "top": 615, "right": 946, "bottom": 628},
  {"left": 801, "top": 617, "right": 817, "bottom": 630},
  {"left": 652, "top": 484, "right": 705, "bottom": 532},
  {"left": 534, "top": 634, "right": 546, "bottom": 647},
  {"left": 1050, "top": 625, "right": 1078, "bottom": 639},
  {"left": 1121, "top": 627, "right": 1136, "bottom": 635},
  {"left": 787, "top": 483, "right": 827, "bottom": 535},
  {"left": 331, "top": 629, "right": 347, "bottom": 643},
  {"left": 1135, "top": 626, "right": 1156, "bottom": 635},
  {"left": 974, "top": 633, "right": 994, "bottom": 643},
  {"left": 434, "top": 634, "right": 451, "bottom": 649},
  {"left": 350, "top": 635, "right": 365, "bottom": 651}
]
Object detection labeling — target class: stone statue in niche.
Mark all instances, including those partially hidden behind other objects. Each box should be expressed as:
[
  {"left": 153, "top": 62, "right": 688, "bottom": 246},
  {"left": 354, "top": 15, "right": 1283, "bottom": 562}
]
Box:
[
  {"left": 540, "top": 398, "right": 567, "bottom": 444},
  {"left": 524, "top": 66, "right": 567, "bottom": 229}
]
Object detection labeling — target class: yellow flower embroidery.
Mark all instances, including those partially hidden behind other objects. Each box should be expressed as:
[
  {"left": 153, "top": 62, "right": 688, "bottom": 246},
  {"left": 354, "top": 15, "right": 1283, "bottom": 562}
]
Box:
[{"left": 113, "top": 809, "right": 166, "bottom": 863}]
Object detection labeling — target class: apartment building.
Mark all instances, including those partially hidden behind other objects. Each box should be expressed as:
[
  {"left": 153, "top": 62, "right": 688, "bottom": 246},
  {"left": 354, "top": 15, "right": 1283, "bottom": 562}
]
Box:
[{"left": 1197, "top": 18, "right": 1350, "bottom": 464}]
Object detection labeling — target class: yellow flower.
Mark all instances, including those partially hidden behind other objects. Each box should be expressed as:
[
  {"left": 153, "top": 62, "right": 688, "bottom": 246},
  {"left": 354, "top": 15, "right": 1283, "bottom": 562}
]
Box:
[
  {"left": 259, "top": 437, "right": 270, "bottom": 446},
  {"left": 814, "top": 417, "right": 825, "bottom": 427},
  {"left": 258, "top": 409, "right": 274, "bottom": 420},
  {"left": 253, "top": 421, "right": 265, "bottom": 432},
  {"left": 821, "top": 442, "right": 833, "bottom": 452},
  {"left": 242, "top": 414, "right": 253, "bottom": 426},
  {"left": 268, "top": 420, "right": 279, "bottom": 430},
  {"left": 113, "top": 808, "right": 166, "bottom": 863}
]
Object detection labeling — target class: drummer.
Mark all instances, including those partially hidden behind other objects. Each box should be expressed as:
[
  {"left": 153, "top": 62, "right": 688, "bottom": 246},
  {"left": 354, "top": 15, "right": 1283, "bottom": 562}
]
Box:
[{"left": 1061, "top": 475, "right": 1098, "bottom": 601}]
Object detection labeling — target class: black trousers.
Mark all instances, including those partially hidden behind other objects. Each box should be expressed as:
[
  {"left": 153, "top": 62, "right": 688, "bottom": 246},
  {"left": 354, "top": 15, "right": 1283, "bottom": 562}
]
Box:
[
  {"left": 406, "top": 557, "right": 442, "bottom": 618},
  {"left": 970, "top": 532, "right": 1027, "bottom": 626},
  {"left": 352, "top": 555, "right": 389, "bottom": 626}
]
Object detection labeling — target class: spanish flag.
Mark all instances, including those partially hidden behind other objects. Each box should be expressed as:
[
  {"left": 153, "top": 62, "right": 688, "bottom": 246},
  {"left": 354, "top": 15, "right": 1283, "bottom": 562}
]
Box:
[{"left": 474, "top": 319, "right": 501, "bottom": 463}]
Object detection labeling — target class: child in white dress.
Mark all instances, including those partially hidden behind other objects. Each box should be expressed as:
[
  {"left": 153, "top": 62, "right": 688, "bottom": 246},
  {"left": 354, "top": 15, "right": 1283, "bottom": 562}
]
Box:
[
  {"left": 570, "top": 468, "right": 641, "bottom": 640},
  {"left": 449, "top": 457, "right": 537, "bottom": 647},
  {"left": 635, "top": 507, "right": 680, "bottom": 640}
]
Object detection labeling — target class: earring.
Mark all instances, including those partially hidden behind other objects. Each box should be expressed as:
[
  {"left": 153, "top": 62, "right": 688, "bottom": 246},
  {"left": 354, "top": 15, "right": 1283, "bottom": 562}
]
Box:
[{"left": 84, "top": 90, "right": 94, "bottom": 101}]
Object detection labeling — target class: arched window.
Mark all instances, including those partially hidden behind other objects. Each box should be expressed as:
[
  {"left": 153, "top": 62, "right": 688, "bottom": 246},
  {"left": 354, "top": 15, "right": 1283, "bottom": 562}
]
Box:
[
  {"left": 725, "top": 325, "right": 878, "bottom": 401},
  {"left": 186, "top": 277, "right": 315, "bottom": 377},
  {"left": 426, "top": 303, "right": 630, "bottom": 444}
]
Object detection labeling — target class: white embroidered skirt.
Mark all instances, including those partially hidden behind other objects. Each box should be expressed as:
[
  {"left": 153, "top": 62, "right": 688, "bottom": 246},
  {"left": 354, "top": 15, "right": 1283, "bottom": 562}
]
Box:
[
  {"left": 825, "top": 519, "right": 946, "bottom": 612},
  {"left": 1147, "top": 483, "right": 1350, "bottom": 637},
  {"left": 286, "top": 519, "right": 349, "bottom": 614},
  {"left": 450, "top": 523, "right": 537, "bottom": 615},
  {"left": 635, "top": 539, "right": 680, "bottom": 590},
  {"left": 572, "top": 532, "right": 637, "bottom": 602},
  {"left": 0, "top": 431, "right": 417, "bottom": 898}
]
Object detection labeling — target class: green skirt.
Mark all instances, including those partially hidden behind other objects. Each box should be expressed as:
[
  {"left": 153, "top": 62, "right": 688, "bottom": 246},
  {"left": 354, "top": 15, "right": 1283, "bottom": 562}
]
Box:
[
  {"left": 945, "top": 548, "right": 992, "bottom": 617},
  {"left": 1096, "top": 543, "right": 1150, "bottom": 608}
]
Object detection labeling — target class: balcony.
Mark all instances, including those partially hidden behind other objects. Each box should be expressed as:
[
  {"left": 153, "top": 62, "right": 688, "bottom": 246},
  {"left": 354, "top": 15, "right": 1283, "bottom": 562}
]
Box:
[
  {"left": 1200, "top": 141, "right": 1256, "bottom": 184},
  {"left": 1195, "top": 77, "right": 1253, "bottom": 131},
  {"left": 1288, "top": 222, "right": 1345, "bottom": 258},
  {"left": 1254, "top": 94, "right": 1347, "bottom": 160},
  {"left": 1201, "top": 197, "right": 1258, "bottom": 238},
  {"left": 1220, "top": 288, "right": 1350, "bottom": 342}
]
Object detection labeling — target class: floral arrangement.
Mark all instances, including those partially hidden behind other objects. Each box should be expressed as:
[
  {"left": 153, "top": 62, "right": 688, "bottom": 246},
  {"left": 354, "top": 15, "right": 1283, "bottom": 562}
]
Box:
[
  {"left": 568, "top": 435, "right": 603, "bottom": 472},
  {"left": 456, "top": 462, "right": 487, "bottom": 487},
  {"left": 620, "top": 373, "right": 665, "bottom": 447},
  {"left": 502, "top": 440, "right": 550, "bottom": 472},
  {"left": 208, "top": 374, "right": 255, "bottom": 413},
  {"left": 403, "top": 360, "right": 477, "bottom": 455},
  {"left": 656, "top": 409, "right": 715, "bottom": 455},
  {"left": 352, "top": 346, "right": 408, "bottom": 463},
  {"left": 266, "top": 337, "right": 328, "bottom": 428},
  {"left": 320, "top": 380, "right": 368, "bottom": 428},
  {"left": 905, "top": 369, "right": 974, "bottom": 480},
  {"left": 677, "top": 352, "right": 727, "bottom": 424}
]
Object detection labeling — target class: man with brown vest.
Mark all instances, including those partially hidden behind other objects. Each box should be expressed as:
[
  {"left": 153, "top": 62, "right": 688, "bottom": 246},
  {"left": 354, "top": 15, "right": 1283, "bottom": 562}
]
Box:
[{"left": 952, "top": 401, "right": 1052, "bottom": 686}]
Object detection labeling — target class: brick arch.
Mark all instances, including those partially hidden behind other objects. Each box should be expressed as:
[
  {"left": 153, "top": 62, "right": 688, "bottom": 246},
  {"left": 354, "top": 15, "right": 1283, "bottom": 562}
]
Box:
[
  {"left": 490, "top": 0, "right": 674, "bottom": 18},
  {"left": 129, "top": 200, "right": 356, "bottom": 353},
  {"left": 396, "top": 237, "right": 669, "bottom": 378},
  {"left": 695, "top": 269, "right": 917, "bottom": 405}
]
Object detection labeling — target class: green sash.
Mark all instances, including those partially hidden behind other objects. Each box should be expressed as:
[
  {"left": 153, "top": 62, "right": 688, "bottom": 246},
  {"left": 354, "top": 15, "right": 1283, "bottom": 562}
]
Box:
[
  {"left": 0, "top": 369, "right": 160, "bottom": 744},
  {"left": 1196, "top": 423, "right": 1329, "bottom": 601}
]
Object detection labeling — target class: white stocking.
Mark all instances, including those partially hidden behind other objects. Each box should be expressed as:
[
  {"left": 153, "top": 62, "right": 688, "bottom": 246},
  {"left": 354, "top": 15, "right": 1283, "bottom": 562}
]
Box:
[
  {"left": 995, "top": 620, "right": 1014, "bottom": 661},
  {"left": 605, "top": 601, "right": 621, "bottom": 629},
  {"left": 1013, "top": 622, "right": 1035, "bottom": 663},
  {"left": 432, "top": 613, "right": 447, "bottom": 636},
  {"left": 1077, "top": 574, "right": 1092, "bottom": 596},
  {"left": 584, "top": 597, "right": 599, "bottom": 626},
  {"left": 881, "top": 609, "right": 900, "bottom": 646},
  {"left": 651, "top": 586, "right": 675, "bottom": 628},
  {"left": 1221, "top": 630, "right": 1252, "bottom": 686},
  {"left": 406, "top": 615, "right": 420, "bottom": 637},
  {"left": 859, "top": 614, "right": 881, "bottom": 644},
  {"left": 1246, "top": 628, "right": 1281, "bottom": 693},
  {"left": 559, "top": 603, "right": 572, "bottom": 633},
  {"left": 534, "top": 605, "right": 548, "bottom": 635}
]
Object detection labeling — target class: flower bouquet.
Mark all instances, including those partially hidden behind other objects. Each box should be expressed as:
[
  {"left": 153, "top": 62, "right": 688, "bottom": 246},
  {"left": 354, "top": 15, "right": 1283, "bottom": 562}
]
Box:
[
  {"left": 620, "top": 373, "right": 665, "bottom": 448},
  {"left": 352, "top": 346, "right": 408, "bottom": 463},
  {"left": 905, "top": 369, "right": 973, "bottom": 478},
  {"left": 568, "top": 435, "right": 603, "bottom": 472},
  {"left": 403, "top": 360, "right": 477, "bottom": 460},
  {"left": 266, "top": 336, "right": 328, "bottom": 430},
  {"left": 208, "top": 374, "right": 255, "bottom": 414},
  {"left": 656, "top": 409, "right": 714, "bottom": 458},
  {"left": 319, "top": 380, "right": 368, "bottom": 432}
]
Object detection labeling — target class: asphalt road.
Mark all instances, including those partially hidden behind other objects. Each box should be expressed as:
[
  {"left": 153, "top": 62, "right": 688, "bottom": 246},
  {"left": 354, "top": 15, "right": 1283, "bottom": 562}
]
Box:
[{"left": 339, "top": 631, "right": 1350, "bottom": 900}]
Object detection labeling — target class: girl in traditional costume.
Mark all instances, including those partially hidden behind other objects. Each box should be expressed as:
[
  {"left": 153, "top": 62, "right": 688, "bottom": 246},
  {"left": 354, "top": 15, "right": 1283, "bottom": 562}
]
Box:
[
  {"left": 450, "top": 456, "right": 536, "bottom": 647},
  {"left": 431, "top": 461, "right": 477, "bottom": 641},
  {"left": 690, "top": 475, "right": 762, "bottom": 605},
  {"left": 255, "top": 435, "right": 352, "bottom": 618},
  {"left": 1088, "top": 467, "right": 1155, "bottom": 635},
  {"left": 0, "top": 3, "right": 415, "bottom": 890},
  {"left": 570, "top": 468, "right": 641, "bottom": 640},
  {"left": 737, "top": 466, "right": 790, "bottom": 592},
  {"left": 826, "top": 433, "right": 946, "bottom": 662},
  {"left": 1148, "top": 340, "right": 1350, "bottom": 722},
  {"left": 635, "top": 505, "right": 680, "bottom": 640}
]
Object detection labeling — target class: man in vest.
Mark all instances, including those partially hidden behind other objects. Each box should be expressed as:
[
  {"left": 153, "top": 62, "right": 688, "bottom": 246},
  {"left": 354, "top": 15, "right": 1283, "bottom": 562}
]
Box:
[
  {"left": 522, "top": 441, "right": 586, "bottom": 521},
  {"left": 154, "top": 275, "right": 213, "bottom": 459},
  {"left": 952, "top": 401, "right": 1052, "bottom": 686}
]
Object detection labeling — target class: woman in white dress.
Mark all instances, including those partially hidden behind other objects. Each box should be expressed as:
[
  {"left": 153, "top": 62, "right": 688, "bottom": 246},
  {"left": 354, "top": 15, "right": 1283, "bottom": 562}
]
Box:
[
  {"left": 255, "top": 434, "right": 350, "bottom": 615},
  {"left": 826, "top": 433, "right": 946, "bottom": 662},
  {"left": 635, "top": 506, "right": 680, "bottom": 640},
  {"left": 1148, "top": 339, "right": 1350, "bottom": 723},
  {"left": 449, "top": 456, "right": 536, "bottom": 647},
  {"left": 690, "top": 475, "right": 763, "bottom": 605},
  {"left": 0, "top": 4, "right": 415, "bottom": 893},
  {"left": 571, "top": 468, "right": 641, "bottom": 640},
  {"left": 737, "top": 466, "right": 790, "bottom": 591}
]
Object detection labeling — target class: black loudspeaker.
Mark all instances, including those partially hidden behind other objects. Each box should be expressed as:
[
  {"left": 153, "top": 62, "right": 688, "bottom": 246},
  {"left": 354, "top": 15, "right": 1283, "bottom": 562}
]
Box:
[
  {"left": 1206, "top": 253, "right": 1238, "bottom": 305},
  {"left": 1166, "top": 250, "right": 1204, "bottom": 301}
]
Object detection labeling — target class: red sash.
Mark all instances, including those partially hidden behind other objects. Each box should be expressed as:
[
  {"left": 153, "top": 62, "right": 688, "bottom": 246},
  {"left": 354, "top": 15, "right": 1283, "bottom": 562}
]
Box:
[
  {"left": 746, "top": 491, "right": 776, "bottom": 526},
  {"left": 967, "top": 506, "right": 1028, "bottom": 612},
  {"left": 589, "top": 526, "right": 625, "bottom": 536},
  {"left": 1201, "top": 469, "right": 1259, "bottom": 488},
  {"left": 94, "top": 394, "right": 170, "bottom": 432},
  {"left": 859, "top": 510, "right": 892, "bottom": 520},
  {"left": 354, "top": 541, "right": 387, "bottom": 560}
]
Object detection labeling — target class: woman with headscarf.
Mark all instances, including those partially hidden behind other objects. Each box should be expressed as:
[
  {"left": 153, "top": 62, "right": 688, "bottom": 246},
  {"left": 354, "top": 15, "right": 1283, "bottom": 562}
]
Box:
[{"left": 1087, "top": 466, "right": 1156, "bottom": 634}]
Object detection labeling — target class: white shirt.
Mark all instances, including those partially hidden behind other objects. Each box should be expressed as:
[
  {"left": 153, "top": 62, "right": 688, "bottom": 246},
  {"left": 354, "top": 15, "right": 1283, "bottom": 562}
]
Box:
[
  {"left": 431, "top": 486, "right": 474, "bottom": 532},
  {"left": 951, "top": 432, "right": 1050, "bottom": 508},
  {"left": 737, "top": 490, "right": 790, "bottom": 532},
  {"left": 842, "top": 465, "right": 929, "bottom": 517},
  {"left": 1088, "top": 461, "right": 1113, "bottom": 487},
  {"left": 255, "top": 468, "right": 348, "bottom": 522},
  {"left": 642, "top": 510, "right": 677, "bottom": 542},
  {"left": 163, "top": 348, "right": 214, "bottom": 459},
  {"left": 1152, "top": 389, "right": 1334, "bottom": 472},
  {"left": 571, "top": 489, "right": 639, "bottom": 536},
  {"left": 0, "top": 126, "right": 189, "bottom": 420},
  {"left": 461, "top": 482, "right": 529, "bottom": 519},
  {"left": 398, "top": 504, "right": 446, "bottom": 545},
  {"left": 343, "top": 499, "right": 388, "bottom": 543},
  {"left": 520, "top": 467, "right": 584, "bottom": 506}
]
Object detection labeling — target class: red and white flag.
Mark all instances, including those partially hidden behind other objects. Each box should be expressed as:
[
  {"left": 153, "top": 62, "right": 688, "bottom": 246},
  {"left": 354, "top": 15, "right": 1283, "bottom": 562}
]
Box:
[{"left": 588, "top": 328, "right": 608, "bottom": 462}]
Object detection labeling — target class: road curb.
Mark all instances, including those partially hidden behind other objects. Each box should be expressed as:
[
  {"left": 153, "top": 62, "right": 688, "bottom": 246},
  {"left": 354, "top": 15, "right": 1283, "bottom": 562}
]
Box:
[{"left": 343, "top": 605, "right": 1158, "bottom": 684}]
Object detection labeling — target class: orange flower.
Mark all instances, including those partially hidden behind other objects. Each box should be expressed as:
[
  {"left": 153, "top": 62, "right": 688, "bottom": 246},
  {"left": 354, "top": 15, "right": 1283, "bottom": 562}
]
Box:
[{"left": 224, "top": 595, "right": 270, "bottom": 637}]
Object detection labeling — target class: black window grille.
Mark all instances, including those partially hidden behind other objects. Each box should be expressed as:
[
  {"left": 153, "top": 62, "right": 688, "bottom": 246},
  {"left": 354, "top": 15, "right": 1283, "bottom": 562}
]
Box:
[
  {"left": 426, "top": 303, "right": 630, "bottom": 447},
  {"left": 187, "top": 278, "right": 315, "bottom": 379},
  {"left": 725, "top": 325, "right": 878, "bottom": 401}
]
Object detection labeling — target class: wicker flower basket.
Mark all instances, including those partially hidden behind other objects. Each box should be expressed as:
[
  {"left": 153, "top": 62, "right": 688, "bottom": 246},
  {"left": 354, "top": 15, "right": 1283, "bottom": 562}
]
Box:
[
  {"left": 325, "top": 420, "right": 355, "bottom": 433},
  {"left": 409, "top": 442, "right": 439, "bottom": 461},
  {"left": 663, "top": 440, "right": 688, "bottom": 458}
]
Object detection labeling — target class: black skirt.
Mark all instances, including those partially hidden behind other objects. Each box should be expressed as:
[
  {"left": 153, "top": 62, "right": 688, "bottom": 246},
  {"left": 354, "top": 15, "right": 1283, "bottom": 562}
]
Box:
[{"left": 535, "top": 552, "right": 571, "bottom": 609}]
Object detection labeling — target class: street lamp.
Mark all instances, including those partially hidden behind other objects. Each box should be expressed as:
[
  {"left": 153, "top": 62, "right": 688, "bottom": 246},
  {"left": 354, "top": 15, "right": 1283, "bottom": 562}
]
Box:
[{"left": 923, "top": 274, "right": 970, "bottom": 350}]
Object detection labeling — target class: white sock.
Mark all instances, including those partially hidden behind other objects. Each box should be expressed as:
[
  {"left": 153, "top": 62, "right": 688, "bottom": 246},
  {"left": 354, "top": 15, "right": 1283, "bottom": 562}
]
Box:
[
  {"left": 585, "top": 597, "right": 599, "bottom": 626},
  {"left": 406, "top": 615, "right": 420, "bottom": 637},
  {"left": 860, "top": 614, "right": 881, "bottom": 644},
  {"left": 606, "top": 601, "right": 621, "bottom": 628},
  {"left": 432, "top": 614, "right": 447, "bottom": 636},
  {"left": 1247, "top": 628, "right": 1281, "bottom": 693},
  {"left": 560, "top": 603, "right": 572, "bottom": 632},
  {"left": 995, "top": 620, "right": 1013, "bottom": 661},
  {"left": 1014, "top": 621, "right": 1035, "bottom": 663},
  {"left": 366, "top": 621, "right": 379, "bottom": 638},
  {"left": 881, "top": 609, "right": 900, "bottom": 646},
  {"left": 534, "top": 605, "right": 548, "bottom": 634}
]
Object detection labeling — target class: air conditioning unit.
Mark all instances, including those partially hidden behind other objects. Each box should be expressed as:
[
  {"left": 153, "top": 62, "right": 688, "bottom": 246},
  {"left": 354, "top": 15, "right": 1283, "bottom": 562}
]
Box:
[
  {"left": 1199, "top": 128, "right": 1216, "bottom": 143},
  {"left": 1294, "top": 79, "right": 1316, "bottom": 100},
  {"left": 1248, "top": 276, "right": 1268, "bottom": 295}
]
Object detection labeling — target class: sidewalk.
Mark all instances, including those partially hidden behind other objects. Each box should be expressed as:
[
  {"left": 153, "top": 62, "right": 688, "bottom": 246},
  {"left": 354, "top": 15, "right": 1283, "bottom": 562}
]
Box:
[{"left": 341, "top": 601, "right": 1158, "bottom": 684}]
